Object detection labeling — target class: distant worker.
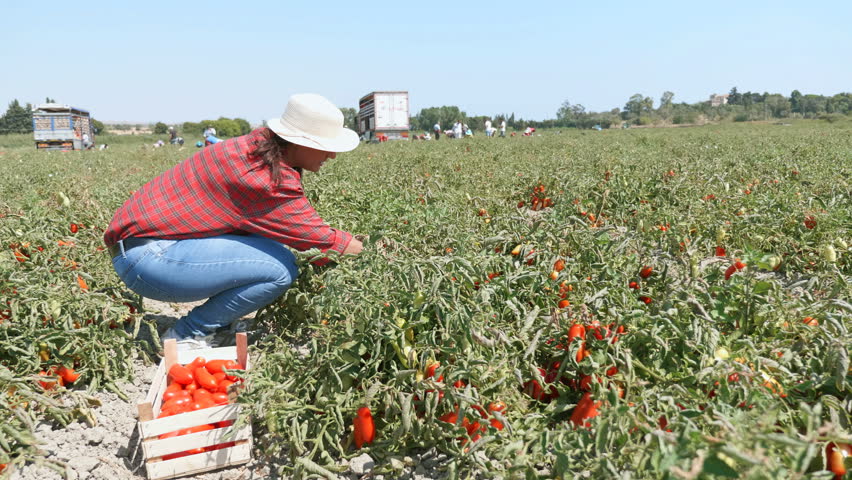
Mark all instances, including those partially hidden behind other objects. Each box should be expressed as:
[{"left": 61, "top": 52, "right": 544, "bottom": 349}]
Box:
[
  {"left": 499, "top": 119, "right": 506, "bottom": 137},
  {"left": 452, "top": 121, "right": 463, "bottom": 139},
  {"left": 485, "top": 119, "right": 494, "bottom": 137},
  {"left": 202, "top": 125, "right": 216, "bottom": 139},
  {"left": 169, "top": 126, "right": 184, "bottom": 146},
  {"left": 433, "top": 122, "right": 441, "bottom": 140},
  {"left": 82, "top": 133, "right": 93, "bottom": 150}
]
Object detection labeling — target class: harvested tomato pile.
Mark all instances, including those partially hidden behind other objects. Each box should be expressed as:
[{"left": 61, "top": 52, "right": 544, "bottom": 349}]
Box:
[
  {"left": 160, "top": 357, "right": 244, "bottom": 417},
  {"left": 154, "top": 357, "right": 245, "bottom": 460}
]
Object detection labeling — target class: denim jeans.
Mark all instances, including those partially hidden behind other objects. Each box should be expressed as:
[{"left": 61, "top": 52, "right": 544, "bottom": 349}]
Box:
[{"left": 111, "top": 234, "right": 298, "bottom": 337}]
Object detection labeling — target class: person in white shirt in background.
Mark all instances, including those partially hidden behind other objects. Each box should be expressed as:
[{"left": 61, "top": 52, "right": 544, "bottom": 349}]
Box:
[
  {"left": 499, "top": 119, "right": 507, "bottom": 137},
  {"left": 452, "top": 121, "right": 463, "bottom": 139},
  {"left": 433, "top": 122, "right": 441, "bottom": 140},
  {"left": 485, "top": 119, "right": 494, "bottom": 137}
]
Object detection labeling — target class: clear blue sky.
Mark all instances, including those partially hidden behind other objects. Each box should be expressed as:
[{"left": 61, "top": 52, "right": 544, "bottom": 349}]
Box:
[{"left": 2, "top": 0, "right": 849, "bottom": 124}]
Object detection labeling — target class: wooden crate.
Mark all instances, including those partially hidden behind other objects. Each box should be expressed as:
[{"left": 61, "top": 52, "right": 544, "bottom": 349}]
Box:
[{"left": 137, "top": 333, "right": 252, "bottom": 480}]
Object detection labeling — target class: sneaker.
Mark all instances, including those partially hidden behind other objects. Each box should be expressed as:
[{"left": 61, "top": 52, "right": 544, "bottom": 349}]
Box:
[
  {"left": 161, "top": 327, "right": 217, "bottom": 352},
  {"left": 229, "top": 319, "right": 251, "bottom": 333}
]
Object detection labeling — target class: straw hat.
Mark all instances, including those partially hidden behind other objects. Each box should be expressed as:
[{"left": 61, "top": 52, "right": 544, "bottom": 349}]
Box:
[{"left": 267, "top": 93, "right": 359, "bottom": 152}]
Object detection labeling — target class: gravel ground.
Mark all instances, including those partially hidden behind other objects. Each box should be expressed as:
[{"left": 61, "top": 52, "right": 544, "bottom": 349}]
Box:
[{"left": 10, "top": 300, "right": 448, "bottom": 480}]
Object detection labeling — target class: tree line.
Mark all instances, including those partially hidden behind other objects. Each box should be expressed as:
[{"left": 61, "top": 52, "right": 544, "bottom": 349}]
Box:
[
  {"left": 409, "top": 88, "right": 852, "bottom": 132},
  {"left": 3, "top": 88, "right": 850, "bottom": 136}
]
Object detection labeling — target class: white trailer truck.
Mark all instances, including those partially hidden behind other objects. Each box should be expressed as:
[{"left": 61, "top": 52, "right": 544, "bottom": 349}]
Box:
[
  {"left": 357, "top": 91, "right": 409, "bottom": 142},
  {"left": 32, "top": 103, "right": 94, "bottom": 150}
]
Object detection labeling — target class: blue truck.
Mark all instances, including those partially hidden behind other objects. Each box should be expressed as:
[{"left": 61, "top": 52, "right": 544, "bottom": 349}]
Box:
[{"left": 32, "top": 103, "right": 94, "bottom": 150}]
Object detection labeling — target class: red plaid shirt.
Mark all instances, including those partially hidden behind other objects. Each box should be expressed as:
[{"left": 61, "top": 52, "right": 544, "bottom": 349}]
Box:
[{"left": 104, "top": 128, "right": 352, "bottom": 264}]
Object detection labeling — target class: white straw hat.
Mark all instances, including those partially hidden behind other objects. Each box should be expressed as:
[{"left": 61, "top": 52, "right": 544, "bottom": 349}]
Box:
[{"left": 267, "top": 93, "right": 359, "bottom": 152}]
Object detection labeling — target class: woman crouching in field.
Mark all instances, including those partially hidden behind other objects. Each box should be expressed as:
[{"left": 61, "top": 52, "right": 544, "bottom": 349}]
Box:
[{"left": 103, "top": 94, "right": 363, "bottom": 350}]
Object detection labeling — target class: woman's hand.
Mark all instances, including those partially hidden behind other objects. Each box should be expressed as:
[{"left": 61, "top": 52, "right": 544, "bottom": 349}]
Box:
[{"left": 343, "top": 236, "right": 364, "bottom": 255}]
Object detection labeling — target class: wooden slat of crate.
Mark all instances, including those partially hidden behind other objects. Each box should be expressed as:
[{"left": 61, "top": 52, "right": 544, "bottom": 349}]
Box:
[
  {"left": 143, "top": 424, "right": 251, "bottom": 458},
  {"left": 139, "top": 403, "right": 241, "bottom": 440},
  {"left": 144, "top": 442, "right": 252, "bottom": 480}
]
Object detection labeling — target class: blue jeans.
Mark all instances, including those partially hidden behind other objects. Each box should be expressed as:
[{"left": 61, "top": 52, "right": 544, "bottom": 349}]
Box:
[{"left": 111, "top": 234, "right": 298, "bottom": 337}]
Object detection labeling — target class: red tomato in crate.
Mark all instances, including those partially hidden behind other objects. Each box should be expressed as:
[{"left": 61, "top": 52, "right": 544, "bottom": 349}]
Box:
[{"left": 168, "top": 364, "right": 194, "bottom": 385}]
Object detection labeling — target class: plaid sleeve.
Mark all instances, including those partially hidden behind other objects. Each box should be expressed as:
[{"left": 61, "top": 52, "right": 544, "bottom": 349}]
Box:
[{"left": 240, "top": 170, "right": 352, "bottom": 265}]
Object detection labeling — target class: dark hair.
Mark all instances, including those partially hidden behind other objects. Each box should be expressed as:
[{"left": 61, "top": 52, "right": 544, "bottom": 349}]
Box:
[{"left": 252, "top": 128, "right": 293, "bottom": 184}]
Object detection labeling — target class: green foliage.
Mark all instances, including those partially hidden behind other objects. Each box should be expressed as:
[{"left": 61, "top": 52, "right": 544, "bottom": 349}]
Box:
[
  {"left": 233, "top": 118, "right": 252, "bottom": 135},
  {"left": 185, "top": 117, "right": 253, "bottom": 139},
  {"left": 0, "top": 122, "right": 850, "bottom": 477},
  {"left": 340, "top": 107, "right": 357, "bottom": 130},
  {"left": 622, "top": 93, "right": 655, "bottom": 122},
  {"left": 819, "top": 113, "right": 845, "bottom": 123},
  {"left": 0, "top": 100, "right": 34, "bottom": 134},
  {"left": 556, "top": 101, "right": 586, "bottom": 125},
  {"left": 414, "top": 106, "right": 467, "bottom": 131},
  {"left": 672, "top": 111, "right": 698, "bottom": 125},
  {"left": 236, "top": 122, "right": 851, "bottom": 478},
  {"left": 192, "top": 117, "right": 251, "bottom": 138},
  {"left": 182, "top": 121, "right": 203, "bottom": 136},
  {"left": 211, "top": 118, "right": 241, "bottom": 137},
  {"left": 765, "top": 94, "right": 792, "bottom": 118},
  {"left": 554, "top": 101, "right": 619, "bottom": 129},
  {"left": 91, "top": 119, "right": 106, "bottom": 134},
  {"left": 153, "top": 122, "right": 169, "bottom": 134}
]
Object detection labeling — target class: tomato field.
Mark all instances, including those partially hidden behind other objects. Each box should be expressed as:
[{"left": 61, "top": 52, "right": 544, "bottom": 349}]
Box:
[{"left": 1, "top": 121, "right": 850, "bottom": 479}]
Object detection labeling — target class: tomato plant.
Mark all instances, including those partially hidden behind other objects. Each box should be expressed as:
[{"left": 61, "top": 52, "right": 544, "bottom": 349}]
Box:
[{"left": 2, "top": 122, "right": 850, "bottom": 478}]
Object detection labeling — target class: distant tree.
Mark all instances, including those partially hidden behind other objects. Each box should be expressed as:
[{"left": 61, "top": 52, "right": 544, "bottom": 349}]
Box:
[
  {"left": 789, "top": 90, "right": 802, "bottom": 114},
  {"left": 415, "top": 106, "right": 466, "bottom": 131},
  {"left": 212, "top": 118, "right": 241, "bottom": 137},
  {"left": 233, "top": 118, "right": 252, "bottom": 135},
  {"left": 623, "top": 94, "right": 652, "bottom": 121},
  {"left": 153, "top": 122, "right": 169, "bottom": 134},
  {"left": 182, "top": 122, "right": 203, "bottom": 136},
  {"left": 556, "top": 101, "right": 589, "bottom": 128},
  {"left": 467, "top": 115, "right": 490, "bottom": 132},
  {"left": 827, "top": 93, "right": 852, "bottom": 115},
  {"left": 742, "top": 92, "right": 753, "bottom": 112},
  {"left": 91, "top": 118, "right": 106, "bottom": 134},
  {"left": 45, "top": 97, "right": 56, "bottom": 103},
  {"left": 728, "top": 87, "right": 741, "bottom": 105},
  {"left": 0, "top": 100, "right": 34, "bottom": 134},
  {"left": 659, "top": 91, "right": 674, "bottom": 109},
  {"left": 801, "top": 94, "right": 827, "bottom": 117},
  {"left": 192, "top": 118, "right": 244, "bottom": 138},
  {"left": 658, "top": 91, "right": 675, "bottom": 121},
  {"left": 764, "top": 94, "right": 791, "bottom": 118},
  {"left": 340, "top": 108, "right": 357, "bottom": 131},
  {"left": 508, "top": 112, "right": 515, "bottom": 129}
]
